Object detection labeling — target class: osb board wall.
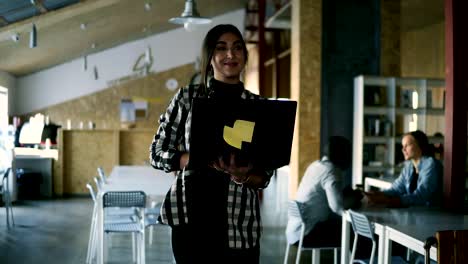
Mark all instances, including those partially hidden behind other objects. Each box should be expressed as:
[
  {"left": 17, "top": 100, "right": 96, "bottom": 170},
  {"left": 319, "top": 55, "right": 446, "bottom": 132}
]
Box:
[
  {"left": 31, "top": 64, "right": 194, "bottom": 195},
  {"left": 401, "top": 22, "right": 445, "bottom": 136},
  {"left": 119, "top": 130, "right": 154, "bottom": 166},
  {"left": 381, "top": 0, "right": 401, "bottom": 76},
  {"left": 289, "top": 0, "right": 322, "bottom": 198},
  {"left": 62, "top": 130, "right": 118, "bottom": 195},
  {"left": 59, "top": 129, "right": 157, "bottom": 195},
  {"left": 28, "top": 63, "right": 195, "bottom": 130},
  {"left": 401, "top": 21, "right": 445, "bottom": 78}
]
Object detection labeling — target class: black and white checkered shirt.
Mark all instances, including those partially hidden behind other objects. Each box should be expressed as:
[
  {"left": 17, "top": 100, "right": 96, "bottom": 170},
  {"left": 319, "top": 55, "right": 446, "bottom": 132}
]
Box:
[{"left": 150, "top": 82, "right": 271, "bottom": 249}]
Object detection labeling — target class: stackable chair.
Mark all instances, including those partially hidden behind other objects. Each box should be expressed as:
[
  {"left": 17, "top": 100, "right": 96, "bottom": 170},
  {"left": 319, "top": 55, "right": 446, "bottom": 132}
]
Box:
[
  {"left": 103, "top": 191, "right": 147, "bottom": 264},
  {"left": 97, "top": 167, "right": 107, "bottom": 184},
  {"left": 85, "top": 183, "right": 140, "bottom": 264},
  {"left": 93, "top": 176, "right": 137, "bottom": 217},
  {"left": 348, "top": 210, "right": 407, "bottom": 264},
  {"left": 1, "top": 168, "right": 15, "bottom": 229},
  {"left": 145, "top": 201, "right": 162, "bottom": 245},
  {"left": 283, "top": 200, "right": 340, "bottom": 264},
  {"left": 348, "top": 210, "right": 377, "bottom": 264}
]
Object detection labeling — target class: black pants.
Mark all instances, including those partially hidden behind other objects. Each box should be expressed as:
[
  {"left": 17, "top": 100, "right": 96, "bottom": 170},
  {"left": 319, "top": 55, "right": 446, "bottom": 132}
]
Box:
[
  {"left": 171, "top": 169, "right": 260, "bottom": 263},
  {"left": 171, "top": 225, "right": 260, "bottom": 264}
]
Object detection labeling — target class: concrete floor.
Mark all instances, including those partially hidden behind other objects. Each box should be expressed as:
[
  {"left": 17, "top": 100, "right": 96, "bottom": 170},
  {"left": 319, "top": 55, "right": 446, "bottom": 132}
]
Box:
[{"left": 0, "top": 173, "right": 336, "bottom": 264}]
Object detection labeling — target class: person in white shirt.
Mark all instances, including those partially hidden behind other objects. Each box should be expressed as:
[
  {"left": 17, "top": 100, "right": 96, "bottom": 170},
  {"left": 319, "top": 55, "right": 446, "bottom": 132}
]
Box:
[{"left": 286, "top": 136, "right": 352, "bottom": 246}]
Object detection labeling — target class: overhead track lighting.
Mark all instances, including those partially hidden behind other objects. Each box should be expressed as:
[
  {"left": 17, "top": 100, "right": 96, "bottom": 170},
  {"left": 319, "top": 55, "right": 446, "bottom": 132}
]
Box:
[
  {"left": 169, "top": 0, "right": 211, "bottom": 29},
  {"left": 30, "top": 23, "right": 37, "bottom": 48}
]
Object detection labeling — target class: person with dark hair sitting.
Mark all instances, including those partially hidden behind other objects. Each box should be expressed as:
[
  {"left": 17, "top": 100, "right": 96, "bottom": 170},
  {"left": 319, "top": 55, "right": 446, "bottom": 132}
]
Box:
[
  {"left": 286, "top": 136, "right": 352, "bottom": 246},
  {"left": 365, "top": 130, "right": 443, "bottom": 207}
]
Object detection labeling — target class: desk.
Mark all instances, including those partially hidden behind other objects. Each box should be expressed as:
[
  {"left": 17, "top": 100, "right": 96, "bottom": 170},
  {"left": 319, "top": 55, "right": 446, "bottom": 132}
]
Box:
[
  {"left": 341, "top": 207, "right": 468, "bottom": 264},
  {"left": 382, "top": 209, "right": 468, "bottom": 264},
  {"left": 97, "top": 165, "right": 174, "bottom": 264}
]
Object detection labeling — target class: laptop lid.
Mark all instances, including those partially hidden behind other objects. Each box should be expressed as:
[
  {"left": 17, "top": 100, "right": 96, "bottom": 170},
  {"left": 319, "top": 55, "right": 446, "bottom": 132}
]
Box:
[{"left": 188, "top": 98, "right": 297, "bottom": 171}]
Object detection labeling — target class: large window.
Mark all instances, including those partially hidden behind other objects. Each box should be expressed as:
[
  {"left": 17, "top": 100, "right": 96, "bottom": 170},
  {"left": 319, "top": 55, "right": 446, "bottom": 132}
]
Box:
[
  {"left": 0, "top": 86, "right": 10, "bottom": 170},
  {"left": 0, "top": 86, "right": 7, "bottom": 129}
]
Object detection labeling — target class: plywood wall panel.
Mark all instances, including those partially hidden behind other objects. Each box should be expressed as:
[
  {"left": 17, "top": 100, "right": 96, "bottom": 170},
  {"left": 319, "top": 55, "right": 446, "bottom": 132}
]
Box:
[
  {"left": 62, "top": 130, "right": 117, "bottom": 194},
  {"left": 119, "top": 130, "right": 154, "bottom": 166},
  {"left": 25, "top": 63, "right": 194, "bottom": 130}
]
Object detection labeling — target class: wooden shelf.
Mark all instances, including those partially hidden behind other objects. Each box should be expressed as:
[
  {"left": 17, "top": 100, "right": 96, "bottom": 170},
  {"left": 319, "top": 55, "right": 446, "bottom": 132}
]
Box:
[{"left": 352, "top": 75, "right": 445, "bottom": 187}]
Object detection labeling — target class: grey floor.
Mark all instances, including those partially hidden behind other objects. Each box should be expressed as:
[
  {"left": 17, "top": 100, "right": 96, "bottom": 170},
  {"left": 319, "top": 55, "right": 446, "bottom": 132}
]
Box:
[{"left": 0, "top": 174, "right": 336, "bottom": 264}]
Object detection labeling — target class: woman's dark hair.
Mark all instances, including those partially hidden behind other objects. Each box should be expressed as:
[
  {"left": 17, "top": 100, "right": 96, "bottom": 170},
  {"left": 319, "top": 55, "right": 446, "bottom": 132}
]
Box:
[
  {"left": 200, "top": 24, "right": 248, "bottom": 91},
  {"left": 324, "top": 136, "right": 352, "bottom": 170},
  {"left": 406, "top": 130, "right": 434, "bottom": 157}
]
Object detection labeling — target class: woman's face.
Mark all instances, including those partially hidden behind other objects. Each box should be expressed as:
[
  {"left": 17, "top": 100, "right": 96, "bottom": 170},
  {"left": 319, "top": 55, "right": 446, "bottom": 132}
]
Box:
[
  {"left": 401, "top": 135, "right": 422, "bottom": 160},
  {"left": 211, "top": 32, "right": 246, "bottom": 84}
]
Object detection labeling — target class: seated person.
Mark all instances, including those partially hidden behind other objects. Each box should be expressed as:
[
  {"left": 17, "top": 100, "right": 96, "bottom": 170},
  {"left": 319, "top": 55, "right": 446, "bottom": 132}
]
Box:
[
  {"left": 432, "top": 132, "right": 444, "bottom": 161},
  {"left": 286, "top": 136, "right": 352, "bottom": 246},
  {"left": 365, "top": 130, "right": 443, "bottom": 207}
]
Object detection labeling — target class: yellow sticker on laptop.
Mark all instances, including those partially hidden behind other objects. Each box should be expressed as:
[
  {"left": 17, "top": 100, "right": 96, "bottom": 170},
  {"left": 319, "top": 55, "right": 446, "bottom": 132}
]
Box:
[{"left": 223, "top": 120, "right": 255, "bottom": 150}]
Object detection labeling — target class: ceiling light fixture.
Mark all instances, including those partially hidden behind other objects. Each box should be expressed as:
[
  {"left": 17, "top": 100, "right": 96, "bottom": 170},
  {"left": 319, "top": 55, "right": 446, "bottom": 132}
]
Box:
[
  {"left": 168, "top": 0, "right": 211, "bottom": 29},
  {"left": 93, "top": 66, "right": 99, "bottom": 80},
  {"left": 83, "top": 56, "right": 87, "bottom": 71},
  {"left": 30, "top": 23, "right": 37, "bottom": 48}
]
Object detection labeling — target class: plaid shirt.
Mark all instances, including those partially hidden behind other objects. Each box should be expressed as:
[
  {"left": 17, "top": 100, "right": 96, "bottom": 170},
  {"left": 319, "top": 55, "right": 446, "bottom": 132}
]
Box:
[{"left": 150, "top": 83, "right": 271, "bottom": 249}]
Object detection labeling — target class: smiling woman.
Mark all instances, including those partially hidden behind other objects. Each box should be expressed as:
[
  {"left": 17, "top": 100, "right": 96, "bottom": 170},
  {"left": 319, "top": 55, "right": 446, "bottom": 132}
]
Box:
[
  {"left": 365, "top": 130, "right": 443, "bottom": 208},
  {"left": 150, "top": 24, "right": 273, "bottom": 263}
]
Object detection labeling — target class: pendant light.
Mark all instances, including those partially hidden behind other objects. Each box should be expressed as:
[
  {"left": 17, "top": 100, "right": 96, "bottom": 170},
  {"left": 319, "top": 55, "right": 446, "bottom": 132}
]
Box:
[
  {"left": 30, "top": 23, "right": 37, "bottom": 48},
  {"left": 168, "top": 0, "right": 211, "bottom": 29}
]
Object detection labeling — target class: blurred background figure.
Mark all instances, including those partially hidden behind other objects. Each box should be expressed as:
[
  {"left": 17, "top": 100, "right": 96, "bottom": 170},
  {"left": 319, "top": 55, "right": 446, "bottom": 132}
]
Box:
[
  {"left": 286, "top": 136, "right": 352, "bottom": 247},
  {"left": 433, "top": 132, "right": 444, "bottom": 161}
]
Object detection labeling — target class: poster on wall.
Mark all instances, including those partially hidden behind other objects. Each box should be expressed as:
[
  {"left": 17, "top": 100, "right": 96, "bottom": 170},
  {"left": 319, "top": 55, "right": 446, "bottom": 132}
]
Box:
[
  {"left": 120, "top": 98, "right": 148, "bottom": 126},
  {"left": 120, "top": 99, "right": 136, "bottom": 123}
]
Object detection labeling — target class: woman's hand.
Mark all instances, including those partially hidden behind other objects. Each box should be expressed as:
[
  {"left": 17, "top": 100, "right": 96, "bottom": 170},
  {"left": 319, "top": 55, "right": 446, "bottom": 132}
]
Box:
[
  {"left": 364, "top": 191, "right": 388, "bottom": 206},
  {"left": 180, "top": 153, "right": 190, "bottom": 170},
  {"left": 212, "top": 153, "right": 252, "bottom": 184},
  {"left": 365, "top": 191, "right": 402, "bottom": 208}
]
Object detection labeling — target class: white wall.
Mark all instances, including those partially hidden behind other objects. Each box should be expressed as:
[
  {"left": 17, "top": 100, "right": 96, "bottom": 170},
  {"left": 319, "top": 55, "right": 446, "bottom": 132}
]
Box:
[
  {"left": 0, "top": 70, "right": 16, "bottom": 115},
  {"left": 14, "top": 9, "right": 245, "bottom": 115}
]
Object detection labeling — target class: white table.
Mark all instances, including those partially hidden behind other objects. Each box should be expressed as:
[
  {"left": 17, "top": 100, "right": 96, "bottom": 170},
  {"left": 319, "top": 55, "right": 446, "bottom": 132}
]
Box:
[
  {"left": 364, "top": 177, "right": 393, "bottom": 192},
  {"left": 97, "top": 165, "right": 174, "bottom": 264},
  {"left": 341, "top": 207, "right": 468, "bottom": 264}
]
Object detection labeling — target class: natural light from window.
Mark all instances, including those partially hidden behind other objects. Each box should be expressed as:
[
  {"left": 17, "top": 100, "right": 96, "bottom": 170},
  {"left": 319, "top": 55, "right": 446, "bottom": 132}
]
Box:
[{"left": 0, "top": 86, "right": 7, "bottom": 129}]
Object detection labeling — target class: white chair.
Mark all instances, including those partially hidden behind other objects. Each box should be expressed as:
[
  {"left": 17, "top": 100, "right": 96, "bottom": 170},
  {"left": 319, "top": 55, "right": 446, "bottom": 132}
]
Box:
[
  {"left": 1, "top": 168, "right": 15, "bottom": 229},
  {"left": 103, "top": 191, "right": 146, "bottom": 264},
  {"left": 348, "top": 210, "right": 377, "bottom": 264},
  {"left": 85, "top": 183, "right": 139, "bottom": 264},
  {"left": 348, "top": 210, "right": 407, "bottom": 264},
  {"left": 93, "top": 176, "right": 137, "bottom": 217},
  {"left": 145, "top": 201, "right": 162, "bottom": 245},
  {"left": 97, "top": 167, "right": 107, "bottom": 184},
  {"left": 284, "top": 201, "right": 340, "bottom": 264}
]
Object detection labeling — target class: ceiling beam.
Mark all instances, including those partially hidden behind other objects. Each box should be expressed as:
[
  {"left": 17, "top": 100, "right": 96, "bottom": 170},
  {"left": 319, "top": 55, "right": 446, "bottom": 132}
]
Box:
[
  {"left": 0, "top": 16, "right": 8, "bottom": 27},
  {"left": 32, "top": 0, "right": 49, "bottom": 14},
  {"left": 0, "top": 0, "right": 120, "bottom": 41}
]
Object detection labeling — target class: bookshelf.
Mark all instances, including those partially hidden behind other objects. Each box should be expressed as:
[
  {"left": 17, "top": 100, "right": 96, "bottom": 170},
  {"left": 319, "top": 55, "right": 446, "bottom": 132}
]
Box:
[{"left": 352, "top": 75, "right": 445, "bottom": 188}]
